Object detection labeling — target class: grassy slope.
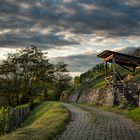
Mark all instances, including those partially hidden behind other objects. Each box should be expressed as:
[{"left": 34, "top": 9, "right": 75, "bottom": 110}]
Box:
[
  {"left": 88, "top": 66, "right": 140, "bottom": 90},
  {"left": 91, "top": 79, "right": 107, "bottom": 89},
  {"left": 0, "top": 101, "right": 69, "bottom": 140},
  {"left": 80, "top": 69, "right": 140, "bottom": 123},
  {"left": 88, "top": 69, "right": 140, "bottom": 123}
]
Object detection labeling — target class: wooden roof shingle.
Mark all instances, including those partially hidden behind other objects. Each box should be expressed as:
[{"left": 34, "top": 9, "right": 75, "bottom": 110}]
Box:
[{"left": 97, "top": 50, "right": 140, "bottom": 68}]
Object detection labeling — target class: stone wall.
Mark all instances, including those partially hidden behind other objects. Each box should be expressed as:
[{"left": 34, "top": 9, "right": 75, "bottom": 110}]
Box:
[
  {"left": 105, "top": 85, "right": 114, "bottom": 106},
  {"left": 66, "top": 81, "right": 140, "bottom": 107},
  {"left": 67, "top": 88, "right": 108, "bottom": 105}
]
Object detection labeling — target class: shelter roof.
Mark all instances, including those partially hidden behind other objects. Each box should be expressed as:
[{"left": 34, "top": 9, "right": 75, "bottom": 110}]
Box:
[{"left": 97, "top": 50, "right": 140, "bottom": 68}]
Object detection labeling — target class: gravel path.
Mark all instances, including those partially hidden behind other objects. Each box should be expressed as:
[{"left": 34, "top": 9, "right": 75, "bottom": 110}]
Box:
[{"left": 58, "top": 104, "right": 140, "bottom": 140}]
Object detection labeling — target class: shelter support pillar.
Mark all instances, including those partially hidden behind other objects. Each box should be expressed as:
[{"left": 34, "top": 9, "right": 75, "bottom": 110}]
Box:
[{"left": 112, "top": 57, "right": 117, "bottom": 105}]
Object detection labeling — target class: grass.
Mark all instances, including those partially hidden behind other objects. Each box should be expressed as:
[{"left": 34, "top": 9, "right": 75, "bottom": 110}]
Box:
[
  {"left": 100, "top": 106, "right": 140, "bottom": 123},
  {"left": 91, "top": 79, "right": 107, "bottom": 89},
  {"left": 0, "top": 101, "right": 69, "bottom": 140},
  {"left": 125, "top": 108, "right": 140, "bottom": 123},
  {"left": 87, "top": 104, "right": 140, "bottom": 124}
]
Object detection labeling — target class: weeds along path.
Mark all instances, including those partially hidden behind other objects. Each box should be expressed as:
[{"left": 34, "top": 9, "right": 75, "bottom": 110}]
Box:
[{"left": 59, "top": 104, "right": 140, "bottom": 140}]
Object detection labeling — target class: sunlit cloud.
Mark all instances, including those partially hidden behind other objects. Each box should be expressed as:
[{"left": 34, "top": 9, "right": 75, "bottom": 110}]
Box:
[{"left": 0, "top": 29, "right": 11, "bottom": 35}]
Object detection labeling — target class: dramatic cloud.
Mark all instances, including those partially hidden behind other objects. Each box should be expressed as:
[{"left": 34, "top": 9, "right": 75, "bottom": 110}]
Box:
[
  {"left": 50, "top": 52, "right": 101, "bottom": 72},
  {"left": 0, "top": 0, "right": 140, "bottom": 75},
  {"left": 50, "top": 46, "right": 139, "bottom": 74}
]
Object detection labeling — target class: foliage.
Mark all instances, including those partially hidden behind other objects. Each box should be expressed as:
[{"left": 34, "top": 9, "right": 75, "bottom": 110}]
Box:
[
  {"left": 74, "top": 63, "right": 108, "bottom": 90},
  {"left": 0, "top": 104, "right": 30, "bottom": 135},
  {"left": 74, "top": 48, "right": 140, "bottom": 90},
  {"left": 74, "top": 76, "right": 81, "bottom": 86},
  {"left": 0, "top": 46, "right": 71, "bottom": 106},
  {"left": 52, "top": 62, "right": 72, "bottom": 100},
  {"left": 79, "top": 63, "right": 105, "bottom": 84},
  {"left": 0, "top": 102, "right": 69, "bottom": 140},
  {"left": 0, "top": 107, "right": 7, "bottom": 135}
]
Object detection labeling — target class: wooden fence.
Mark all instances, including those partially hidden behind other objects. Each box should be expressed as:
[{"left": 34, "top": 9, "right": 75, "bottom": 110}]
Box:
[{"left": 0, "top": 105, "right": 30, "bottom": 135}]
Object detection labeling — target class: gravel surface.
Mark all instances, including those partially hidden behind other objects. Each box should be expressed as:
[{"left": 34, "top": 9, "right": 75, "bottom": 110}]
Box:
[{"left": 58, "top": 104, "right": 140, "bottom": 140}]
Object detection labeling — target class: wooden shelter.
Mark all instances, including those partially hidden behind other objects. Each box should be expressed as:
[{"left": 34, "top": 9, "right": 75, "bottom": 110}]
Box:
[
  {"left": 97, "top": 50, "right": 140, "bottom": 72},
  {"left": 97, "top": 50, "right": 140, "bottom": 106}
]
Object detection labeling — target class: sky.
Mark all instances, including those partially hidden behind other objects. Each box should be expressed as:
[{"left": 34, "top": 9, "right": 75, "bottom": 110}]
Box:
[{"left": 0, "top": 0, "right": 140, "bottom": 77}]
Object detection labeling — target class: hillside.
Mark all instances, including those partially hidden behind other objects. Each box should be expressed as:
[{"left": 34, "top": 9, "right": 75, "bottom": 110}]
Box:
[
  {"left": 66, "top": 48, "right": 140, "bottom": 107},
  {"left": 76, "top": 47, "right": 140, "bottom": 90}
]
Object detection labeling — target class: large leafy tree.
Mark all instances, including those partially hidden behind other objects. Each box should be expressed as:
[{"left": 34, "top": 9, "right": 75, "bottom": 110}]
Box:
[
  {"left": 52, "top": 62, "right": 72, "bottom": 100},
  {"left": 0, "top": 46, "right": 72, "bottom": 106},
  {"left": 0, "top": 46, "right": 53, "bottom": 105}
]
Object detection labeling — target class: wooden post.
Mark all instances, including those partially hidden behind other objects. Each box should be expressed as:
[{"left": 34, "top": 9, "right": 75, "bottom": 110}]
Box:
[
  {"left": 15, "top": 109, "right": 18, "bottom": 128},
  {"left": 112, "top": 58, "right": 116, "bottom": 89},
  {"left": 12, "top": 108, "right": 15, "bottom": 130},
  {"left": 112, "top": 57, "right": 116, "bottom": 105},
  {"left": 12, "top": 109, "right": 14, "bottom": 129},
  {"left": 7, "top": 107, "right": 11, "bottom": 132},
  {"left": 17, "top": 109, "right": 19, "bottom": 127},
  {"left": 104, "top": 61, "right": 107, "bottom": 78}
]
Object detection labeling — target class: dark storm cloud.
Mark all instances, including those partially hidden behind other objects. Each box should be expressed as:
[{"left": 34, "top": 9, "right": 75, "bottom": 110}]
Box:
[
  {"left": 50, "top": 53, "right": 101, "bottom": 72},
  {"left": 0, "top": 29, "right": 79, "bottom": 48},
  {"left": 60, "top": 0, "right": 140, "bottom": 36},
  {"left": 0, "top": 0, "right": 140, "bottom": 49},
  {"left": 0, "top": 0, "right": 140, "bottom": 73},
  {"left": 50, "top": 46, "right": 139, "bottom": 73}
]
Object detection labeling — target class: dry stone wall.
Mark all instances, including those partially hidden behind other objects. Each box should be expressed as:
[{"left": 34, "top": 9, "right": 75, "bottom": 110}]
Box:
[
  {"left": 67, "top": 88, "right": 109, "bottom": 105},
  {"left": 66, "top": 81, "right": 140, "bottom": 107}
]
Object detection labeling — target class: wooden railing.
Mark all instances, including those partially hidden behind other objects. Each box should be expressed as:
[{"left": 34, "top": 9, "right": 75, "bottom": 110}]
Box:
[{"left": 0, "top": 104, "right": 30, "bottom": 135}]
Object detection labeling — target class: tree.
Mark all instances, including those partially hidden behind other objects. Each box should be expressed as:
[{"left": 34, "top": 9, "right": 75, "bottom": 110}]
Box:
[
  {"left": 0, "top": 46, "right": 54, "bottom": 105},
  {"left": 0, "top": 46, "right": 72, "bottom": 105},
  {"left": 52, "top": 62, "right": 72, "bottom": 100}
]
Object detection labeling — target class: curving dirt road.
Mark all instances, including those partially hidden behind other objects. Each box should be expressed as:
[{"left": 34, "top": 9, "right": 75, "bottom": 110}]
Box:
[{"left": 58, "top": 104, "right": 140, "bottom": 140}]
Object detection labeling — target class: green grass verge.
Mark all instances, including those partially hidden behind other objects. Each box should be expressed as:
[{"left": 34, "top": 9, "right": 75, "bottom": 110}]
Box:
[
  {"left": 0, "top": 101, "right": 69, "bottom": 140},
  {"left": 99, "top": 106, "right": 140, "bottom": 123},
  {"left": 91, "top": 79, "right": 107, "bottom": 90},
  {"left": 88, "top": 105, "right": 140, "bottom": 124}
]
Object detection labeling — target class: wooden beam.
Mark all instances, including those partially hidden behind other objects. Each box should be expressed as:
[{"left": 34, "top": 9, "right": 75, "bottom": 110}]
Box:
[
  {"left": 115, "top": 61, "right": 136, "bottom": 67},
  {"left": 136, "top": 66, "right": 140, "bottom": 69},
  {"left": 104, "top": 54, "right": 114, "bottom": 62},
  {"left": 118, "top": 64, "right": 134, "bottom": 72},
  {"left": 115, "top": 54, "right": 140, "bottom": 65}
]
